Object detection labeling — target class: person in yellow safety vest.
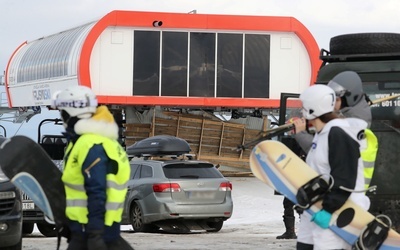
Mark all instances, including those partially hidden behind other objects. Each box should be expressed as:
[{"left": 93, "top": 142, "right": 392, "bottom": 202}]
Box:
[
  {"left": 327, "top": 71, "right": 378, "bottom": 190},
  {"left": 361, "top": 128, "right": 378, "bottom": 188},
  {"left": 52, "top": 86, "right": 134, "bottom": 250}
]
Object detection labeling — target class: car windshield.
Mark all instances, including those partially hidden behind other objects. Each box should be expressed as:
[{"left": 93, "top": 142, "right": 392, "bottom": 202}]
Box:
[{"left": 163, "top": 163, "right": 223, "bottom": 179}]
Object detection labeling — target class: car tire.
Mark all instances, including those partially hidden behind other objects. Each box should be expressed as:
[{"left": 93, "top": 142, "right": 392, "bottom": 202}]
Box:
[
  {"left": 206, "top": 220, "right": 224, "bottom": 232},
  {"left": 329, "top": 33, "right": 400, "bottom": 55},
  {"left": 37, "top": 222, "right": 57, "bottom": 237},
  {"left": 22, "top": 222, "right": 34, "bottom": 235},
  {"left": 130, "top": 202, "right": 152, "bottom": 232}
]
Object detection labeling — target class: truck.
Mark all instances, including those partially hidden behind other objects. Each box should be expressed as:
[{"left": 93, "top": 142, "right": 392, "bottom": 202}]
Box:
[{"left": 314, "top": 32, "right": 400, "bottom": 231}]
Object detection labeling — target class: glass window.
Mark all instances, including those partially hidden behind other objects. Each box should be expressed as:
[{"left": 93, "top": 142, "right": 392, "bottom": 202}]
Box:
[
  {"left": 133, "top": 31, "right": 160, "bottom": 96},
  {"left": 163, "top": 163, "right": 223, "bottom": 179},
  {"left": 189, "top": 33, "right": 216, "bottom": 97},
  {"left": 244, "top": 34, "right": 270, "bottom": 98},
  {"left": 130, "top": 164, "right": 140, "bottom": 179},
  {"left": 133, "top": 165, "right": 141, "bottom": 180},
  {"left": 217, "top": 33, "right": 243, "bottom": 97},
  {"left": 140, "top": 165, "right": 153, "bottom": 178},
  {"left": 161, "top": 32, "right": 188, "bottom": 96}
]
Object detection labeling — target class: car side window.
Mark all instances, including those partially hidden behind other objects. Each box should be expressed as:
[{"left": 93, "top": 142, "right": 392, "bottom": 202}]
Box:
[
  {"left": 133, "top": 165, "right": 141, "bottom": 180},
  {"left": 140, "top": 165, "right": 153, "bottom": 178},
  {"left": 130, "top": 164, "right": 140, "bottom": 179}
]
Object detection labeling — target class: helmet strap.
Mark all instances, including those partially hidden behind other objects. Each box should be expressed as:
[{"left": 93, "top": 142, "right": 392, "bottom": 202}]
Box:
[
  {"left": 67, "top": 116, "right": 79, "bottom": 130},
  {"left": 60, "top": 110, "right": 80, "bottom": 130}
]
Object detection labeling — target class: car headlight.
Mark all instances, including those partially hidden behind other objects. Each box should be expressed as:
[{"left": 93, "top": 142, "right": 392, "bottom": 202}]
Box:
[{"left": 0, "top": 168, "right": 10, "bottom": 183}]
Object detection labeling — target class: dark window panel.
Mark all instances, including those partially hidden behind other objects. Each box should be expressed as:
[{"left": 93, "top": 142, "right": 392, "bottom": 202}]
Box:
[
  {"left": 217, "top": 33, "right": 243, "bottom": 98},
  {"left": 244, "top": 34, "right": 270, "bottom": 98},
  {"left": 133, "top": 31, "right": 160, "bottom": 96},
  {"left": 189, "top": 33, "right": 216, "bottom": 97},
  {"left": 140, "top": 165, "right": 153, "bottom": 178},
  {"left": 161, "top": 32, "right": 188, "bottom": 96}
]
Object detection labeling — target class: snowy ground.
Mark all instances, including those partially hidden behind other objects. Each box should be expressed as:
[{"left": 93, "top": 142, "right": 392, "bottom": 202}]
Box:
[{"left": 22, "top": 177, "right": 298, "bottom": 249}]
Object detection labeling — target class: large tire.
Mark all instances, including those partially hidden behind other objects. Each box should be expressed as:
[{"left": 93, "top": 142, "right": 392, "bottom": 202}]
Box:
[
  {"left": 130, "top": 202, "right": 152, "bottom": 232},
  {"left": 37, "top": 222, "right": 57, "bottom": 237},
  {"left": 22, "top": 222, "right": 34, "bottom": 235},
  {"left": 206, "top": 220, "right": 224, "bottom": 233},
  {"left": 329, "top": 33, "right": 400, "bottom": 55}
]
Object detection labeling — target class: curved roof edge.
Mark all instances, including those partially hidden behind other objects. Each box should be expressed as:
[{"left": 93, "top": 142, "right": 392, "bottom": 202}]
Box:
[
  {"left": 5, "top": 41, "right": 27, "bottom": 108},
  {"left": 79, "top": 10, "right": 321, "bottom": 90}
]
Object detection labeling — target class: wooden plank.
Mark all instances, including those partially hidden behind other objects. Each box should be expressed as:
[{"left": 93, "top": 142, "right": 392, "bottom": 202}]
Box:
[
  {"left": 198, "top": 119, "right": 205, "bottom": 158},
  {"left": 124, "top": 123, "right": 151, "bottom": 130},
  {"left": 154, "top": 127, "right": 177, "bottom": 135},
  {"left": 218, "top": 123, "right": 224, "bottom": 156},
  {"left": 176, "top": 116, "right": 181, "bottom": 137}
]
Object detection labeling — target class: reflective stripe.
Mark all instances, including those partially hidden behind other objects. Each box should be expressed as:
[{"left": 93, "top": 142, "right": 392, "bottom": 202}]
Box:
[
  {"left": 64, "top": 182, "right": 86, "bottom": 192},
  {"left": 363, "top": 161, "right": 374, "bottom": 169},
  {"left": 364, "top": 166, "right": 374, "bottom": 187},
  {"left": 107, "top": 180, "right": 128, "bottom": 190},
  {"left": 365, "top": 177, "right": 372, "bottom": 186},
  {"left": 66, "top": 199, "right": 88, "bottom": 207},
  {"left": 106, "top": 202, "right": 125, "bottom": 211}
]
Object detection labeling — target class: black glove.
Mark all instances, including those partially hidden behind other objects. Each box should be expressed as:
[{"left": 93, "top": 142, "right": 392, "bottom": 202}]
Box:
[{"left": 87, "top": 230, "right": 107, "bottom": 250}]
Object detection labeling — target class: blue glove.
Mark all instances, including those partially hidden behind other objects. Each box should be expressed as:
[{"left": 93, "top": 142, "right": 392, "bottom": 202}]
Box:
[{"left": 311, "top": 209, "right": 332, "bottom": 229}]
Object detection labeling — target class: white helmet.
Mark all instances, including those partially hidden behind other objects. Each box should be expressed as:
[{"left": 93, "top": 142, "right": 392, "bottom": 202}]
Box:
[
  {"left": 300, "top": 84, "right": 336, "bottom": 120},
  {"left": 52, "top": 85, "right": 98, "bottom": 118}
]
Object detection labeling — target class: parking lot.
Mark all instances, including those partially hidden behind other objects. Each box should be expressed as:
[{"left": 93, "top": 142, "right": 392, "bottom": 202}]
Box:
[{"left": 22, "top": 177, "right": 297, "bottom": 249}]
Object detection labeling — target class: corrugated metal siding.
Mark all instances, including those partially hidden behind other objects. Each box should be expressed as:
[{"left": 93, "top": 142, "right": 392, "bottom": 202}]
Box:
[{"left": 9, "top": 22, "right": 95, "bottom": 85}]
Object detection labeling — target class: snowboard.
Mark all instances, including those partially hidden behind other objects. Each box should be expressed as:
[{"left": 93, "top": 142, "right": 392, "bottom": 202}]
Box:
[
  {"left": 250, "top": 140, "right": 400, "bottom": 250},
  {"left": 0, "top": 135, "right": 66, "bottom": 227}
]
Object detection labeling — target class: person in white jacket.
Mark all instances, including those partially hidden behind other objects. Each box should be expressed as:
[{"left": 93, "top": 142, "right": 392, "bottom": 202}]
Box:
[{"left": 296, "top": 84, "right": 370, "bottom": 250}]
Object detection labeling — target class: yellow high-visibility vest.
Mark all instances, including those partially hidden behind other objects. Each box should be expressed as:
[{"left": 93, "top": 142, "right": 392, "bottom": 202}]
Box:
[
  {"left": 360, "top": 129, "right": 378, "bottom": 189},
  {"left": 62, "top": 134, "right": 130, "bottom": 226}
]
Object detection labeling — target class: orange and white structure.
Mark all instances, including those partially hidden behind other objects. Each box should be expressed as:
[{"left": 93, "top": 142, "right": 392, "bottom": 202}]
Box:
[{"left": 5, "top": 10, "right": 320, "bottom": 110}]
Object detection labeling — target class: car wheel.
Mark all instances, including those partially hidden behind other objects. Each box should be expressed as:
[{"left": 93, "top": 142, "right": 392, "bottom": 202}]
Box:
[
  {"left": 22, "top": 222, "right": 34, "bottom": 235},
  {"left": 37, "top": 222, "right": 57, "bottom": 237},
  {"left": 130, "top": 202, "right": 151, "bottom": 232},
  {"left": 206, "top": 220, "right": 224, "bottom": 232}
]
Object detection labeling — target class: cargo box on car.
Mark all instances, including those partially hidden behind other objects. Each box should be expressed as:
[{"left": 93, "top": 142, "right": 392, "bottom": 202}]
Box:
[{"left": 127, "top": 135, "right": 191, "bottom": 157}]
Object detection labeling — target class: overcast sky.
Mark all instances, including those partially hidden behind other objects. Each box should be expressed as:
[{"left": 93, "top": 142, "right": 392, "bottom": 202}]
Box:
[{"left": 1, "top": 0, "right": 400, "bottom": 73}]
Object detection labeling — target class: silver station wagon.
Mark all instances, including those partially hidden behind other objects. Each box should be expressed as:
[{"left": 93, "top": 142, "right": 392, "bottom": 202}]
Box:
[{"left": 121, "top": 135, "right": 233, "bottom": 233}]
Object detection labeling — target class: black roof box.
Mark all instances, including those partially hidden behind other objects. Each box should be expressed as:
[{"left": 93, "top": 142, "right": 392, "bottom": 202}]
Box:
[{"left": 127, "top": 135, "right": 191, "bottom": 157}]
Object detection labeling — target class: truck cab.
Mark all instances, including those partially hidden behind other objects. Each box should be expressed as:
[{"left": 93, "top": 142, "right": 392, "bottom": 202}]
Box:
[{"left": 315, "top": 32, "right": 400, "bottom": 231}]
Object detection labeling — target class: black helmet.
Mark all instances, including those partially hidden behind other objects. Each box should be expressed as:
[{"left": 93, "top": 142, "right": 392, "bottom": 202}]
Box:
[{"left": 327, "top": 71, "right": 363, "bottom": 107}]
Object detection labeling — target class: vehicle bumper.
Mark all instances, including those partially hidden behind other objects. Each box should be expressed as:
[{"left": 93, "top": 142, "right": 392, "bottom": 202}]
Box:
[
  {"left": 0, "top": 215, "right": 22, "bottom": 247},
  {"left": 143, "top": 200, "right": 233, "bottom": 223},
  {"left": 0, "top": 182, "right": 23, "bottom": 247}
]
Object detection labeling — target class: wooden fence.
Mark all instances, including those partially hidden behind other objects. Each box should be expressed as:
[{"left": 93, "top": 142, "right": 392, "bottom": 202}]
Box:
[{"left": 123, "top": 113, "right": 266, "bottom": 169}]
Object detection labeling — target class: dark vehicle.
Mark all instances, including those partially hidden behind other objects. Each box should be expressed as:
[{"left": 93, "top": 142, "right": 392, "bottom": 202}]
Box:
[
  {"left": 315, "top": 32, "right": 400, "bottom": 231},
  {"left": 21, "top": 119, "right": 66, "bottom": 237},
  {"left": 0, "top": 137, "right": 23, "bottom": 249},
  {"left": 121, "top": 135, "right": 233, "bottom": 233}
]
